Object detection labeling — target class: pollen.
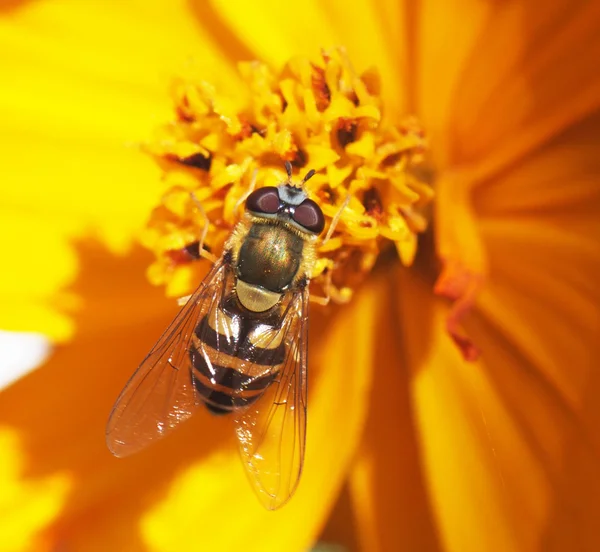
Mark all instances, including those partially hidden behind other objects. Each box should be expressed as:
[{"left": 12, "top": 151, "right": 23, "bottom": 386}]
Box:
[{"left": 142, "top": 48, "right": 433, "bottom": 301}]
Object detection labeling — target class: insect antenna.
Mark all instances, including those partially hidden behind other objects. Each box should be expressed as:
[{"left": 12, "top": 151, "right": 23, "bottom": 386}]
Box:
[
  {"left": 284, "top": 160, "right": 293, "bottom": 179},
  {"left": 302, "top": 169, "right": 316, "bottom": 183}
]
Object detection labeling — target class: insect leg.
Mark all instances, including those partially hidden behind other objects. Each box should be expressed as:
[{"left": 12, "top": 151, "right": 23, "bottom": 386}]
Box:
[
  {"left": 309, "top": 267, "right": 332, "bottom": 306},
  {"left": 190, "top": 192, "right": 219, "bottom": 264},
  {"left": 321, "top": 193, "right": 351, "bottom": 246}
]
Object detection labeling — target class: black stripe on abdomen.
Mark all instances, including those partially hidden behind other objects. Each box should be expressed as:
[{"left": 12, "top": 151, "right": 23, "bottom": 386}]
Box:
[{"left": 192, "top": 374, "right": 263, "bottom": 409}]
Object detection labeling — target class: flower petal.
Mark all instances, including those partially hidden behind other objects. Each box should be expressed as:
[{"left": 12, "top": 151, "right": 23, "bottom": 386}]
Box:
[
  {"left": 0, "top": 0, "right": 241, "bottom": 337},
  {"left": 473, "top": 111, "right": 600, "bottom": 549},
  {"left": 474, "top": 110, "right": 600, "bottom": 390},
  {"left": 347, "top": 268, "right": 442, "bottom": 552},
  {"left": 428, "top": 4, "right": 600, "bottom": 361},
  {"left": 0, "top": 244, "right": 194, "bottom": 549},
  {"left": 207, "top": 0, "right": 409, "bottom": 117},
  {"left": 418, "top": 0, "right": 600, "bottom": 176},
  {"left": 0, "top": 428, "right": 71, "bottom": 552},
  {"left": 415, "top": 0, "right": 492, "bottom": 159},
  {"left": 0, "top": 240, "right": 378, "bottom": 550},
  {"left": 397, "top": 266, "right": 553, "bottom": 552},
  {"left": 409, "top": 112, "right": 600, "bottom": 550}
]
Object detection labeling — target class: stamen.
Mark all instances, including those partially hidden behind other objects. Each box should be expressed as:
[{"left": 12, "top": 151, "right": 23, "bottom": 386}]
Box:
[
  {"left": 434, "top": 260, "right": 482, "bottom": 361},
  {"left": 433, "top": 171, "right": 487, "bottom": 362}
]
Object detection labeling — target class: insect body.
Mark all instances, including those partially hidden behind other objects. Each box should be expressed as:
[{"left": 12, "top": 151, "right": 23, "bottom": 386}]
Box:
[{"left": 106, "top": 165, "right": 324, "bottom": 509}]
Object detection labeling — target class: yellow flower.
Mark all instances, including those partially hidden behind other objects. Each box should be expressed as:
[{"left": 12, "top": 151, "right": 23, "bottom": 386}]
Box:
[{"left": 1, "top": 2, "right": 600, "bottom": 552}]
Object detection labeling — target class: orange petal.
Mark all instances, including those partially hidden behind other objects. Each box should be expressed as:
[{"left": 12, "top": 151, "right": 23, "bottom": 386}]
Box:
[
  {"left": 397, "top": 267, "right": 560, "bottom": 552},
  {"left": 418, "top": 0, "right": 600, "bottom": 178},
  {"left": 475, "top": 100, "right": 600, "bottom": 381},
  {"left": 317, "top": 485, "right": 360, "bottom": 551},
  {"left": 0, "top": 239, "right": 378, "bottom": 550},
  {"left": 347, "top": 267, "right": 442, "bottom": 552},
  {"left": 408, "top": 116, "right": 600, "bottom": 550},
  {"left": 415, "top": 0, "right": 493, "bottom": 159},
  {"left": 475, "top": 110, "right": 600, "bottom": 500},
  {"left": 410, "top": 298, "right": 532, "bottom": 552}
]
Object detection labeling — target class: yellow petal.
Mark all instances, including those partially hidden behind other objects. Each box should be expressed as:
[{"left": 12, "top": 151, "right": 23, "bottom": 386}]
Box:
[
  {"left": 0, "top": 212, "right": 78, "bottom": 341},
  {"left": 0, "top": 0, "right": 240, "bottom": 337},
  {"left": 304, "top": 143, "right": 340, "bottom": 171},
  {"left": 345, "top": 131, "right": 376, "bottom": 159},
  {"left": 0, "top": 428, "right": 71, "bottom": 552},
  {"left": 208, "top": 0, "right": 408, "bottom": 117}
]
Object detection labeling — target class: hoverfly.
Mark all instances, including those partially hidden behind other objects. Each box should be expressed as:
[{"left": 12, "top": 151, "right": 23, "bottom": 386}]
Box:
[{"left": 106, "top": 162, "right": 325, "bottom": 509}]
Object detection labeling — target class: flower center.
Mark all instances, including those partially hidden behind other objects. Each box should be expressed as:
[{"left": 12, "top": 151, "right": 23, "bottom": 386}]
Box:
[{"left": 142, "top": 48, "right": 433, "bottom": 304}]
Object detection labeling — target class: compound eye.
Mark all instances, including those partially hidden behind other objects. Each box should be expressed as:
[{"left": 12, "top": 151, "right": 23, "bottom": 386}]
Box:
[
  {"left": 245, "top": 187, "right": 280, "bottom": 214},
  {"left": 293, "top": 199, "right": 325, "bottom": 234}
]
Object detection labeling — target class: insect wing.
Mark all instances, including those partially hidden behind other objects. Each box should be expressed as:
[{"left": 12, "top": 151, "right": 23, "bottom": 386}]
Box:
[
  {"left": 106, "top": 260, "right": 228, "bottom": 457},
  {"left": 234, "top": 287, "right": 309, "bottom": 510}
]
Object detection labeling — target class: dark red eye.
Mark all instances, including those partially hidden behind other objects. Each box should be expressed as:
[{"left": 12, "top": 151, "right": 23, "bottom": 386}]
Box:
[
  {"left": 293, "top": 199, "right": 325, "bottom": 234},
  {"left": 245, "top": 187, "right": 280, "bottom": 214}
]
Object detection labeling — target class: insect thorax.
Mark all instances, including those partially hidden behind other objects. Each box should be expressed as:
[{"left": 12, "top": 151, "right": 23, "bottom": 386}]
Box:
[
  {"left": 226, "top": 216, "right": 316, "bottom": 313},
  {"left": 238, "top": 224, "right": 303, "bottom": 291}
]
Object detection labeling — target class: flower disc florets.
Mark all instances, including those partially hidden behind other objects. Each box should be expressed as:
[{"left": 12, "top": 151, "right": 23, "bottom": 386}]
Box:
[{"left": 143, "top": 48, "right": 432, "bottom": 301}]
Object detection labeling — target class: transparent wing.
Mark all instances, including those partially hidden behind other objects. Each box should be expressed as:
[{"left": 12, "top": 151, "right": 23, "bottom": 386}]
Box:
[
  {"left": 234, "top": 286, "right": 309, "bottom": 510},
  {"left": 106, "top": 260, "right": 228, "bottom": 457}
]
